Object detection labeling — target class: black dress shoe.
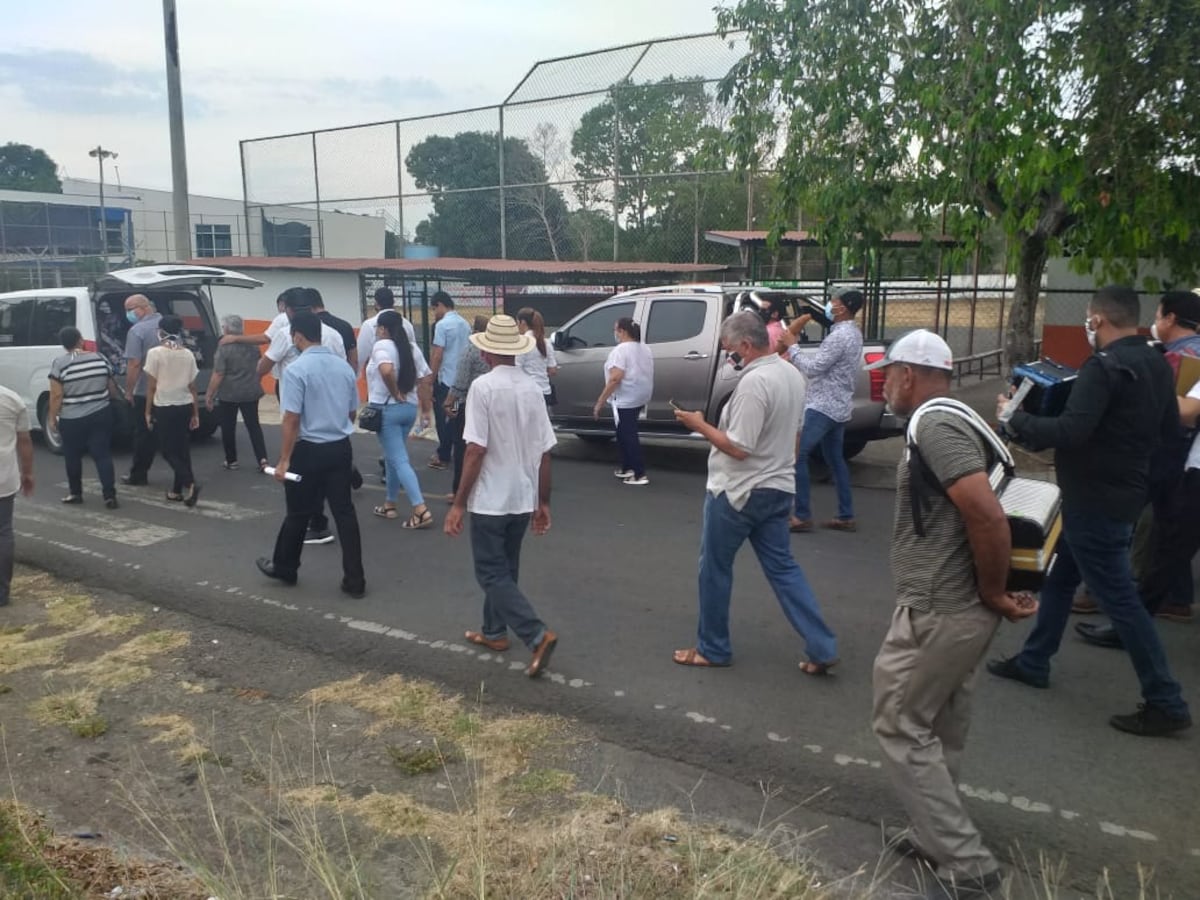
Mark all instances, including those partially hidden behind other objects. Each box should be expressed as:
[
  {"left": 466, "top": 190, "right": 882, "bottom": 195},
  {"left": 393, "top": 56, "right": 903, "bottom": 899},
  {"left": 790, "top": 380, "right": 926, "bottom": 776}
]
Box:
[
  {"left": 1075, "top": 622, "right": 1123, "bottom": 649},
  {"left": 1110, "top": 703, "right": 1192, "bottom": 737},
  {"left": 120, "top": 473, "right": 148, "bottom": 486},
  {"left": 340, "top": 580, "right": 366, "bottom": 599},
  {"left": 986, "top": 656, "right": 1049, "bottom": 689},
  {"left": 350, "top": 466, "right": 363, "bottom": 490},
  {"left": 256, "top": 557, "right": 296, "bottom": 586}
]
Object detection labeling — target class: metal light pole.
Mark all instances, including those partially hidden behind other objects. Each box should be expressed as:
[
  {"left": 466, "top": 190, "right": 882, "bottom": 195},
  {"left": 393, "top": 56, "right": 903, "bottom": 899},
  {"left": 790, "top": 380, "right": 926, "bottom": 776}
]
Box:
[
  {"left": 88, "top": 146, "right": 117, "bottom": 270},
  {"left": 163, "top": 0, "right": 192, "bottom": 260}
]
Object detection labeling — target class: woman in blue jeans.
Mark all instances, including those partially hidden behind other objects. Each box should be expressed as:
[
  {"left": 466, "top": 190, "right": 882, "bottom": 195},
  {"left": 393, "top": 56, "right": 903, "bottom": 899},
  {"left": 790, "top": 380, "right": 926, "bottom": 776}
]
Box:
[{"left": 366, "top": 310, "right": 435, "bottom": 529}]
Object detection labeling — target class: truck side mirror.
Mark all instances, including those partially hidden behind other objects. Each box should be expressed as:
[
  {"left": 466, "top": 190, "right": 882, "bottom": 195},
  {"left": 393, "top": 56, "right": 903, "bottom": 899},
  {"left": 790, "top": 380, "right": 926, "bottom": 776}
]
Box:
[{"left": 551, "top": 330, "right": 565, "bottom": 351}]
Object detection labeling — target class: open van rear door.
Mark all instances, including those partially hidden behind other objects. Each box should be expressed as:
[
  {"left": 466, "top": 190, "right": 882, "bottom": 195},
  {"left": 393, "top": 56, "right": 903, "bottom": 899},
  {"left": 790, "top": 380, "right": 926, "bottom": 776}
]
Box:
[{"left": 95, "top": 265, "right": 263, "bottom": 292}]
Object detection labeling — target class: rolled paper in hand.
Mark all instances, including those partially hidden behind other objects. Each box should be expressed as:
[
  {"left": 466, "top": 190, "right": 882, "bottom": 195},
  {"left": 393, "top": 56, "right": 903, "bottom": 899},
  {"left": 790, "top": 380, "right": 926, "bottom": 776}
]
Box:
[{"left": 262, "top": 466, "right": 302, "bottom": 483}]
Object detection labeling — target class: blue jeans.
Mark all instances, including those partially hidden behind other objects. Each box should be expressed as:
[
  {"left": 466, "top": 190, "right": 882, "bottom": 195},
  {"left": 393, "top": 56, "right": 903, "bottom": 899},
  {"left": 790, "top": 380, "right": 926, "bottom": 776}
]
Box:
[
  {"left": 697, "top": 488, "right": 837, "bottom": 665},
  {"left": 377, "top": 401, "right": 423, "bottom": 506},
  {"left": 794, "top": 409, "right": 853, "bottom": 520},
  {"left": 471, "top": 512, "right": 547, "bottom": 650},
  {"left": 614, "top": 406, "right": 645, "bottom": 477},
  {"left": 1016, "top": 507, "right": 1188, "bottom": 717}
]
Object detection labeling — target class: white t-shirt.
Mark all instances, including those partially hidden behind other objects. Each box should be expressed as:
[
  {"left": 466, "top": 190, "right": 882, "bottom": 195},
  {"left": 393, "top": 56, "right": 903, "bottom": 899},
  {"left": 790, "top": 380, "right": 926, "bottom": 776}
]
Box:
[
  {"left": 264, "top": 311, "right": 289, "bottom": 341},
  {"left": 1186, "top": 382, "right": 1200, "bottom": 471},
  {"left": 604, "top": 340, "right": 654, "bottom": 408},
  {"left": 0, "top": 385, "right": 30, "bottom": 499},
  {"left": 517, "top": 342, "right": 558, "bottom": 395},
  {"left": 366, "top": 338, "right": 431, "bottom": 405},
  {"left": 144, "top": 345, "right": 199, "bottom": 406},
  {"left": 357, "top": 313, "right": 415, "bottom": 376},
  {"left": 266, "top": 322, "right": 346, "bottom": 379},
  {"left": 463, "top": 365, "right": 557, "bottom": 515}
]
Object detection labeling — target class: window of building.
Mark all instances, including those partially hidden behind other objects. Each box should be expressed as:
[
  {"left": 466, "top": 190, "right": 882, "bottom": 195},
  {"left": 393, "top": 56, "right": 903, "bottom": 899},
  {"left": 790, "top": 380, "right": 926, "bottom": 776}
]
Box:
[
  {"left": 195, "top": 223, "right": 233, "bottom": 258},
  {"left": 645, "top": 299, "right": 707, "bottom": 344},
  {"left": 29, "top": 296, "right": 77, "bottom": 347}
]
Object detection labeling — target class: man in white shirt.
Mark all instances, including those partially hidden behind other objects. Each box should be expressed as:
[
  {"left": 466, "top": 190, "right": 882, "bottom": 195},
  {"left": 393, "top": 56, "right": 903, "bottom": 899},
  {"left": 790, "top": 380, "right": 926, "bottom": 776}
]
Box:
[
  {"left": 357, "top": 287, "right": 415, "bottom": 377},
  {"left": 444, "top": 315, "right": 559, "bottom": 678},
  {"left": 0, "top": 385, "right": 34, "bottom": 606},
  {"left": 671, "top": 312, "right": 837, "bottom": 672}
]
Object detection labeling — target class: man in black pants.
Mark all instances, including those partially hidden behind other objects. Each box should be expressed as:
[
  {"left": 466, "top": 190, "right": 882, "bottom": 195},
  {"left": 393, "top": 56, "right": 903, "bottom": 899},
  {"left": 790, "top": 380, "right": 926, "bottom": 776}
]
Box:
[
  {"left": 120, "top": 293, "right": 162, "bottom": 485},
  {"left": 256, "top": 312, "right": 365, "bottom": 598}
]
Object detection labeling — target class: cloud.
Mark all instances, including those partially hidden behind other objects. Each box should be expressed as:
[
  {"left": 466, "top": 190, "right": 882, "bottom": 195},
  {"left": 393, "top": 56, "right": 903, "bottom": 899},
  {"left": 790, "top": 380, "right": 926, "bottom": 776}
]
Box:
[{"left": 0, "top": 50, "right": 189, "bottom": 117}]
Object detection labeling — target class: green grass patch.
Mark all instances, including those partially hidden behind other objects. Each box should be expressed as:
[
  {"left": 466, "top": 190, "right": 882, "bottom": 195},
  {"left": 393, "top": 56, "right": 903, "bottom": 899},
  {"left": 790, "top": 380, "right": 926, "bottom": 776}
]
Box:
[
  {"left": 0, "top": 803, "right": 82, "bottom": 899},
  {"left": 387, "top": 743, "right": 450, "bottom": 775},
  {"left": 509, "top": 768, "right": 576, "bottom": 797}
]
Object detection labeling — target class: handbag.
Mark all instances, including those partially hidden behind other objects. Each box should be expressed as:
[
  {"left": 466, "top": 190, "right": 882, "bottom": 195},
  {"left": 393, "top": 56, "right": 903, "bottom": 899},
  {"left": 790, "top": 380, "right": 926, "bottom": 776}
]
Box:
[{"left": 358, "top": 403, "right": 383, "bottom": 433}]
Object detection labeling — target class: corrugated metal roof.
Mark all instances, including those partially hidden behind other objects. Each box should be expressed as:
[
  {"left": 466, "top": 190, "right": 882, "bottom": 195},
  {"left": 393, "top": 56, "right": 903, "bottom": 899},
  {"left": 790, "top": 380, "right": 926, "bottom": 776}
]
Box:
[
  {"left": 705, "top": 230, "right": 960, "bottom": 248},
  {"left": 186, "top": 256, "right": 729, "bottom": 283}
]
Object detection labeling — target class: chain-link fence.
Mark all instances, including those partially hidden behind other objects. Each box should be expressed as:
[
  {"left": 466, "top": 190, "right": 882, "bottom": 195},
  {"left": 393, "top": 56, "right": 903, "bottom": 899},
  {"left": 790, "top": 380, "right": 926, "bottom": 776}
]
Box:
[{"left": 241, "top": 33, "right": 760, "bottom": 268}]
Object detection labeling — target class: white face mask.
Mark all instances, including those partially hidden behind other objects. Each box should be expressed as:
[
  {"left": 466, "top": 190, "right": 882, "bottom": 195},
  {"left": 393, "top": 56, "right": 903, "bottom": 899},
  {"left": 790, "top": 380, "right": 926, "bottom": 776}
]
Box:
[
  {"left": 824, "top": 301, "right": 834, "bottom": 321},
  {"left": 1084, "top": 316, "right": 1099, "bottom": 350},
  {"left": 1150, "top": 321, "right": 1161, "bottom": 342}
]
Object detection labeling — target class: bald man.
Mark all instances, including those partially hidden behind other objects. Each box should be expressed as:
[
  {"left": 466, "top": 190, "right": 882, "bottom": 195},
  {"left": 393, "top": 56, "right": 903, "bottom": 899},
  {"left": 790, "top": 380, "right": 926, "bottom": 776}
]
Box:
[{"left": 121, "top": 293, "right": 162, "bottom": 485}]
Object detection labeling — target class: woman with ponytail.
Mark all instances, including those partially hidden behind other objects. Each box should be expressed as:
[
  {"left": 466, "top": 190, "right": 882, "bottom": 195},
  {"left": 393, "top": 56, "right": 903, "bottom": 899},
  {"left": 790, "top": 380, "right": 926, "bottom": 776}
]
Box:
[
  {"left": 593, "top": 316, "right": 654, "bottom": 486},
  {"left": 516, "top": 307, "right": 558, "bottom": 405}
]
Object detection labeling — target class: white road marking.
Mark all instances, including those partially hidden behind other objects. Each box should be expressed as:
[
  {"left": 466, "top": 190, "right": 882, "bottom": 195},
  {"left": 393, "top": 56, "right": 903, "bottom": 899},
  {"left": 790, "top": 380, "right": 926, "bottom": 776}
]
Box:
[
  {"left": 70, "top": 480, "right": 268, "bottom": 521},
  {"left": 19, "top": 503, "right": 184, "bottom": 546}
]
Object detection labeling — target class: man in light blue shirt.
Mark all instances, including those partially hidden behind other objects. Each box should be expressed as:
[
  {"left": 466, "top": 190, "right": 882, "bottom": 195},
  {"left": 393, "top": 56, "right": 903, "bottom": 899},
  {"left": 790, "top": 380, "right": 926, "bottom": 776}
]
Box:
[
  {"left": 257, "top": 312, "right": 365, "bottom": 597},
  {"left": 428, "top": 291, "right": 471, "bottom": 469}
]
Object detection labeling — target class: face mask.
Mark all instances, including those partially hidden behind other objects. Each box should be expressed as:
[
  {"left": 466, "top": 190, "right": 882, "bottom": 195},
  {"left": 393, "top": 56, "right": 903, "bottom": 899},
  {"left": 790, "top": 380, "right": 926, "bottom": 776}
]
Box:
[
  {"left": 1150, "top": 321, "right": 1161, "bottom": 342},
  {"left": 126, "top": 310, "right": 139, "bottom": 324},
  {"left": 613, "top": 332, "right": 620, "bottom": 343},
  {"left": 1084, "top": 316, "right": 1099, "bottom": 350},
  {"left": 824, "top": 301, "right": 834, "bottom": 320},
  {"left": 728, "top": 351, "right": 744, "bottom": 370}
]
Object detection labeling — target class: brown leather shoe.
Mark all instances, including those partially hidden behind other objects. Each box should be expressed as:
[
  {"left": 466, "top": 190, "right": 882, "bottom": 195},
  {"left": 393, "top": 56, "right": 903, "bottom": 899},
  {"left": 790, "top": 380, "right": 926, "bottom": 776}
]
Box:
[
  {"left": 789, "top": 518, "right": 814, "bottom": 533},
  {"left": 822, "top": 518, "right": 857, "bottom": 533},
  {"left": 1071, "top": 592, "right": 1099, "bottom": 614},
  {"left": 526, "top": 630, "right": 558, "bottom": 678},
  {"left": 1156, "top": 604, "right": 1194, "bottom": 623}
]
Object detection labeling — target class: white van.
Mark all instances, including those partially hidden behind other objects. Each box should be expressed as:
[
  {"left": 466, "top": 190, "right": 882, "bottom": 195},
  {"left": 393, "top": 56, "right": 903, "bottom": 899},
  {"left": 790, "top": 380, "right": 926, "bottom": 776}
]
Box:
[{"left": 0, "top": 264, "right": 263, "bottom": 453}]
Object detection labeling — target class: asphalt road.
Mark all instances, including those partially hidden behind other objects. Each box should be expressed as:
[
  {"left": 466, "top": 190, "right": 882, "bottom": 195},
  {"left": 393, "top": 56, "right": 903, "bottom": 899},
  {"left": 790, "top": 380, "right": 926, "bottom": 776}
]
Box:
[{"left": 14, "top": 426, "right": 1199, "bottom": 896}]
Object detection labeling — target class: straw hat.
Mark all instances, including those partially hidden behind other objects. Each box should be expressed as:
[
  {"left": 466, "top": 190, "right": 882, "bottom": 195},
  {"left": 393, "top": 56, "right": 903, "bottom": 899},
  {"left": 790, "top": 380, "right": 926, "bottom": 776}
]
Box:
[{"left": 470, "top": 314, "right": 535, "bottom": 355}]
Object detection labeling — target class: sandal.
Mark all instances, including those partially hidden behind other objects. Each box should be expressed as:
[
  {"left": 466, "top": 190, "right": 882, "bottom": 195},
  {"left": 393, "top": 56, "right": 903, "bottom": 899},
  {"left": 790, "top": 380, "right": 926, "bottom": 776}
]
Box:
[
  {"left": 465, "top": 630, "right": 510, "bottom": 652},
  {"left": 672, "top": 647, "right": 730, "bottom": 668},
  {"left": 373, "top": 505, "right": 399, "bottom": 519},
  {"left": 402, "top": 508, "right": 434, "bottom": 530},
  {"left": 61, "top": 494, "right": 83, "bottom": 505},
  {"left": 799, "top": 659, "right": 839, "bottom": 677},
  {"left": 165, "top": 492, "right": 184, "bottom": 502}
]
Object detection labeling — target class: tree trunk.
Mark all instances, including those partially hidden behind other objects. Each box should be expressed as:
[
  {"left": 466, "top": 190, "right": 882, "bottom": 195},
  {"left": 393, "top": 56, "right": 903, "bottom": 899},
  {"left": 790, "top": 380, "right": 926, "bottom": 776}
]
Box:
[{"left": 1005, "top": 230, "right": 1051, "bottom": 369}]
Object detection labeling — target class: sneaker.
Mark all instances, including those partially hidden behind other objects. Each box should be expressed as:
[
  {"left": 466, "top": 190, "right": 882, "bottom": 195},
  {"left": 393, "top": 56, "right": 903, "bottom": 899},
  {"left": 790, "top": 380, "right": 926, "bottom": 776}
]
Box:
[
  {"left": 104, "top": 496, "right": 119, "bottom": 510},
  {"left": 1156, "top": 604, "right": 1194, "bottom": 623},
  {"left": 986, "top": 656, "right": 1049, "bottom": 689},
  {"left": 623, "top": 475, "right": 650, "bottom": 486},
  {"left": 1109, "top": 703, "right": 1192, "bottom": 737},
  {"left": 613, "top": 469, "right": 633, "bottom": 478},
  {"left": 303, "top": 528, "right": 335, "bottom": 545},
  {"left": 222, "top": 460, "right": 239, "bottom": 470}
]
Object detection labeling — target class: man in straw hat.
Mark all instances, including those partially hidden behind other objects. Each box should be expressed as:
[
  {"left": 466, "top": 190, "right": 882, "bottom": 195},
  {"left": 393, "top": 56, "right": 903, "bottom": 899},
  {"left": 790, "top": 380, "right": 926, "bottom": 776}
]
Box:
[{"left": 444, "top": 315, "right": 559, "bottom": 677}]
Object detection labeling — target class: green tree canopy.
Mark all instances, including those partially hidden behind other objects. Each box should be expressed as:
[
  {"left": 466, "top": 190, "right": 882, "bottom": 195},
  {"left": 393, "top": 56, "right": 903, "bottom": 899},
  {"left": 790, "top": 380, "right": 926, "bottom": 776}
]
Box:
[
  {"left": 0, "top": 143, "right": 62, "bottom": 193},
  {"left": 405, "top": 131, "right": 570, "bottom": 259},
  {"left": 719, "top": 0, "right": 1200, "bottom": 364}
]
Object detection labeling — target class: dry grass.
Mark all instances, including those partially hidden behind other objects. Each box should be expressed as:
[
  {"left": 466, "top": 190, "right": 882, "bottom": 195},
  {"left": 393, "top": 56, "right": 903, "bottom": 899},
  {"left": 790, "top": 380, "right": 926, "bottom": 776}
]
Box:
[
  {"left": 65, "top": 630, "right": 190, "bottom": 689},
  {"left": 307, "top": 674, "right": 464, "bottom": 737},
  {"left": 139, "top": 714, "right": 228, "bottom": 766},
  {"left": 29, "top": 689, "right": 108, "bottom": 739}
]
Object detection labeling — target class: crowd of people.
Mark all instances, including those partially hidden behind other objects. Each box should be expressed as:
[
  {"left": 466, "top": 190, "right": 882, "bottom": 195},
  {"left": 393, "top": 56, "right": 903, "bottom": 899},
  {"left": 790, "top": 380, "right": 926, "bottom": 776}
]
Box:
[{"left": 0, "top": 282, "right": 1197, "bottom": 900}]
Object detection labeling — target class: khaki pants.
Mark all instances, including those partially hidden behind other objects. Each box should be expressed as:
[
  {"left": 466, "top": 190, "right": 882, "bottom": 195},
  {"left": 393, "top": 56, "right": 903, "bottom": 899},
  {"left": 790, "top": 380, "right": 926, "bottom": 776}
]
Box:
[{"left": 872, "top": 603, "right": 1001, "bottom": 881}]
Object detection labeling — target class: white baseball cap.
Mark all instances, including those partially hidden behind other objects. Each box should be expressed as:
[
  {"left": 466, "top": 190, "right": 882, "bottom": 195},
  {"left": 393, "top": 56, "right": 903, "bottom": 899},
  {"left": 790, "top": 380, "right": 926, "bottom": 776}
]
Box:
[{"left": 865, "top": 329, "right": 954, "bottom": 371}]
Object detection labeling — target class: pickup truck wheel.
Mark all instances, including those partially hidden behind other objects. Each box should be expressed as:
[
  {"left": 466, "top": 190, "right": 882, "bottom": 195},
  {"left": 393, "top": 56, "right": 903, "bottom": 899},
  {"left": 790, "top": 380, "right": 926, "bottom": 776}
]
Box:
[
  {"left": 36, "top": 395, "right": 64, "bottom": 455},
  {"left": 575, "top": 433, "right": 614, "bottom": 444}
]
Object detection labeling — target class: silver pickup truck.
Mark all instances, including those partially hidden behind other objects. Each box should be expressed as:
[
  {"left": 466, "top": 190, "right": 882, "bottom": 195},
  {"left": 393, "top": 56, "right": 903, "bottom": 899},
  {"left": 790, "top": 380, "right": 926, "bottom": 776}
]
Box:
[{"left": 548, "top": 284, "right": 903, "bottom": 458}]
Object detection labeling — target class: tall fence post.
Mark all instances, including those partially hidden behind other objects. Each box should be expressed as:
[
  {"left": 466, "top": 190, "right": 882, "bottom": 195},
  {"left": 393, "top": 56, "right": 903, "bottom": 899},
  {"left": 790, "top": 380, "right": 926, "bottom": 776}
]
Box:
[
  {"left": 498, "top": 107, "right": 507, "bottom": 260},
  {"left": 611, "top": 86, "right": 620, "bottom": 262},
  {"left": 239, "top": 140, "right": 252, "bottom": 256},
  {"left": 395, "top": 122, "right": 406, "bottom": 257},
  {"left": 311, "top": 133, "right": 324, "bottom": 258}
]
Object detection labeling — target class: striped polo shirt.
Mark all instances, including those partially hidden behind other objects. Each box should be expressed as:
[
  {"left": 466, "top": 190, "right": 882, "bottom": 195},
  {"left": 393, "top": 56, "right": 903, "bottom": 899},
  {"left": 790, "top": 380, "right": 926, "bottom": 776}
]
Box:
[{"left": 49, "top": 351, "right": 113, "bottom": 419}]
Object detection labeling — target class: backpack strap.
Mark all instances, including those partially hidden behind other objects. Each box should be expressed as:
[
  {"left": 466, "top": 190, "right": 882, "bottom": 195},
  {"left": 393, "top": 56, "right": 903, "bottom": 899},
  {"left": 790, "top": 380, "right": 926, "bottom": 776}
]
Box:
[{"left": 905, "top": 398, "right": 1012, "bottom": 536}]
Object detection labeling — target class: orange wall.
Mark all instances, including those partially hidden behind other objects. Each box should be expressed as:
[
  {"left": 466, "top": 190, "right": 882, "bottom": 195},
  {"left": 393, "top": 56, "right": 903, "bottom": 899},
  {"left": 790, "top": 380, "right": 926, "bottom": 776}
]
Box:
[{"left": 242, "top": 317, "right": 368, "bottom": 401}]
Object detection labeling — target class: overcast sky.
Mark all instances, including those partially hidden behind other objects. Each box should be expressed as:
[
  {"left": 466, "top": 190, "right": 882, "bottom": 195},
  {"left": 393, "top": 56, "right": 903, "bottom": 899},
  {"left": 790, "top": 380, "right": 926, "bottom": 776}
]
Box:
[{"left": 3, "top": 0, "right": 726, "bottom": 200}]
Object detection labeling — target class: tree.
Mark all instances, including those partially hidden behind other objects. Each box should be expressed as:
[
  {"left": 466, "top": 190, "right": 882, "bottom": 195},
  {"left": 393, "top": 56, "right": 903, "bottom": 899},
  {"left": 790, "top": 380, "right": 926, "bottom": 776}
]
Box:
[
  {"left": 405, "top": 131, "right": 570, "bottom": 259},
  {"left": 0, "top": 143, "right": 62, "bottom": 193},
  {"left": 718, "top": 0, "right": 1200, "bottom": 365},
  {"left": 572, "top": 77, "right": 714, "bottom": 234}
]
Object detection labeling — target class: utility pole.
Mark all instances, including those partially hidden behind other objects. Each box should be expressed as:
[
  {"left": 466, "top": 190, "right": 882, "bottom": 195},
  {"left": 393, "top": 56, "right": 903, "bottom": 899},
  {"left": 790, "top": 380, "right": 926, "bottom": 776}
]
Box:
[
  {"left": 88, "top": 146, "right": 117, "bottom": 271},
  {"left": 163, "top": 0, "right": 192, "bottom": 260}
]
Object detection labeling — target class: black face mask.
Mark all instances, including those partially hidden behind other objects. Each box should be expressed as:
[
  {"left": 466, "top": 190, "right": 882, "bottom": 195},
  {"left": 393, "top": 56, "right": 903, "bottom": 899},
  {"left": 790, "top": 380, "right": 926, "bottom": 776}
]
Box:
[{"left": 727, "top": 351, "right": 744, "bottom": 371}]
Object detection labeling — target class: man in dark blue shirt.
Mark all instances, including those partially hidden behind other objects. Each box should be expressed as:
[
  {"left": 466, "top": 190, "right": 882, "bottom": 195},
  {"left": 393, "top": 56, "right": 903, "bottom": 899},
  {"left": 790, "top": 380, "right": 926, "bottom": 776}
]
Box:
[{"left": 989, "top": 286, "right": 1190, "bottom": 737}]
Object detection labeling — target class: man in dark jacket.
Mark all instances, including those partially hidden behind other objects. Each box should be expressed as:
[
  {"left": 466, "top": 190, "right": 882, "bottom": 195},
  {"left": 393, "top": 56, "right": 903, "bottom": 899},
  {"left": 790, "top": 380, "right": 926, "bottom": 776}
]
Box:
[{"left": 988, "top": 285, "right": 1191, "bottom": 737}]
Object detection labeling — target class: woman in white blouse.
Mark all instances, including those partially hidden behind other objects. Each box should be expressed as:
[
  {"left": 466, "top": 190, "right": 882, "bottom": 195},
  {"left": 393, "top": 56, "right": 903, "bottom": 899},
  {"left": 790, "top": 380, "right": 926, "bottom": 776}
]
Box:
[
  {"left": 366, "top": 310, "right": 435, "bottom": 528},
  {"left": 516, "top": 307, "right": 557, "bottom": 405},
  {"left": 593, "top": 316, "right": 654, "bottom": 486}
]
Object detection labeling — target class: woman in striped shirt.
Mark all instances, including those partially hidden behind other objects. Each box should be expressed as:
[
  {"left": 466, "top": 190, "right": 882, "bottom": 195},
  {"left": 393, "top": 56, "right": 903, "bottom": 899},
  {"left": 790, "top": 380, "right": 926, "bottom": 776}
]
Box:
[{"left": 48, "top": 327, "right": 121, "bottom": 508}]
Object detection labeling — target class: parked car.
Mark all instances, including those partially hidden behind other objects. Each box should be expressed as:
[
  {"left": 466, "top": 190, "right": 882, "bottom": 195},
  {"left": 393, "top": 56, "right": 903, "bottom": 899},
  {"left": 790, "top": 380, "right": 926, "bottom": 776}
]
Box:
[
  {"left": 0, "top": 264, "right": 263, "bottom": 454},
  {"left": 549, "top": 284, "right": 902, "bottom": 458}
]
